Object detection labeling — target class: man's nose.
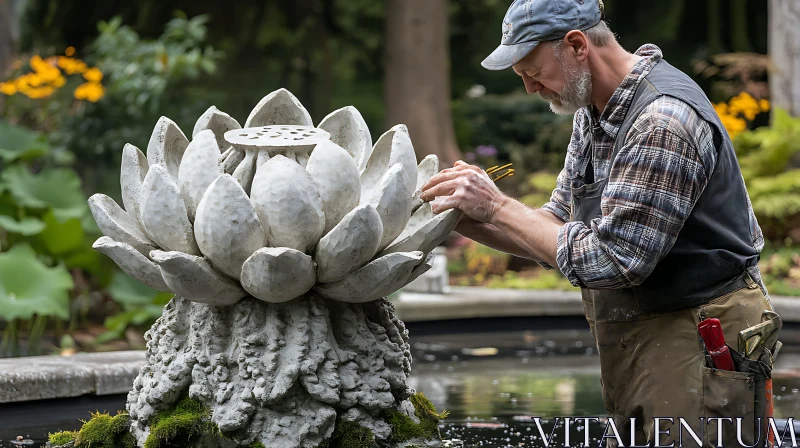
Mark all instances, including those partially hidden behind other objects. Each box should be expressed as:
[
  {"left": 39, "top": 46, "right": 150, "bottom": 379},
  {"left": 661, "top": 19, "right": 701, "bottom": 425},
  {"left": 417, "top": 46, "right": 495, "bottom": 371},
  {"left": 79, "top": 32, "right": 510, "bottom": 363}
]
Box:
[{"left": 522, "top": 77, "right": 543, "bottom": 95}]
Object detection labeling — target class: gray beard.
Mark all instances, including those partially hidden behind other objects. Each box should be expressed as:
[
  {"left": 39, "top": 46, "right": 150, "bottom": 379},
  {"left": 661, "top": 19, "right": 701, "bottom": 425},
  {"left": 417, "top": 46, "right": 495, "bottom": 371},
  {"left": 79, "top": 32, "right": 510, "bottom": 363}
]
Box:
[{"left": 542, "top": 60, "right": 593, "bottom": 115}]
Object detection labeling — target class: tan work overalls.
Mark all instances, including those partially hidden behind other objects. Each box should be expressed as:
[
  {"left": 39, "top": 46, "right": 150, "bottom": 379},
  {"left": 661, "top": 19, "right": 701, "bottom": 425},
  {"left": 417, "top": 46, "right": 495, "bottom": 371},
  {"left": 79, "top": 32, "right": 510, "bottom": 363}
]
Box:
[{"left": 572, "top": 61, "right": 775, "bottom": 448}]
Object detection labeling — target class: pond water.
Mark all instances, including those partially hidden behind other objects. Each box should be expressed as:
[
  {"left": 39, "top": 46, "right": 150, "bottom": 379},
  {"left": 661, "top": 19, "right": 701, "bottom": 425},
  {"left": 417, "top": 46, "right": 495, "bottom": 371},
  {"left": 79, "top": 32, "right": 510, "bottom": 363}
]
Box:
[{"left": 2, "top": 322, "right": 800, "bottom": 447}]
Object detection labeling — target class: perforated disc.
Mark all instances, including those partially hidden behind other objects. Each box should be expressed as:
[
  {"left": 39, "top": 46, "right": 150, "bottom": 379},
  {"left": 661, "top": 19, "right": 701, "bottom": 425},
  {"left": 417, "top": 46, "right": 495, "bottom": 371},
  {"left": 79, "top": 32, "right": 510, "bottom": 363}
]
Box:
[{"left": 224, "top": 125, "right": 330, "bottom": 149}]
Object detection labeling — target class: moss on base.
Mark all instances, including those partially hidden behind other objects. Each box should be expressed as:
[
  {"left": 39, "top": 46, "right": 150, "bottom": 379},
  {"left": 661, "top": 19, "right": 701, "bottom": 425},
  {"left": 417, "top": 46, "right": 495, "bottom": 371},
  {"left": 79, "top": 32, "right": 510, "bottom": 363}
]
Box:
[
  {"left": 319, "top": 419, "right": 376, "bottom": 448},
  {"left": 48, "top": 431, "right": 78, "bottom": 446},
  {"left": 48, "top": 412, "right": 134, "bottom": 448},
  {"left": 144, "top": 396, "right": 225, "bottom": 448},
  {"left": 384, "top": 392, "right": 448, "bottom": 444}
]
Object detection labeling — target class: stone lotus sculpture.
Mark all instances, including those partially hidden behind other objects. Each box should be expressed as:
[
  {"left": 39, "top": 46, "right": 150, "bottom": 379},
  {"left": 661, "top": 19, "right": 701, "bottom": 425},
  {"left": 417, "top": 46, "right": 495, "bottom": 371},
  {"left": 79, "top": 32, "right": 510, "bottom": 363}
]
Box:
[{"left": 87, "top": 88, "right": 460, "bottom": 447}]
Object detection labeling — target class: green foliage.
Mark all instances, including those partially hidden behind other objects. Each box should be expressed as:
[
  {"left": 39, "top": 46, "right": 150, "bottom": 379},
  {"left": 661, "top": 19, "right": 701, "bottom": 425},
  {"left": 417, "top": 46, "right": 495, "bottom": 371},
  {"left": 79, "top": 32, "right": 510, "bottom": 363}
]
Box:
[
  {"left": 453, "top": 93, "right": 574, "bottom": 176},
  {"left": 48, "top": 431, "right": 78, "bottom": 446},
  {"left": 0, "top": 243, "right": 73, "bottom": 321},
  {"left": 144, "top": 396, "right": 217, "bottom": 448},
  {"left": 736, "top": 109, "right": 800, "bottom": 182},
  {"left": 518, "top": 171, "right": 559, "bottom": 209},
  {"left": 75, "top": 411, "right": 131, "bottom": 448},
  {"left": 96, "top": 272, "right": 173, "bottom": 343},
  {"left": 485, "top": 270, "right": 576, "bottom": 291},
  {"left": 0, "top": 121, "right": 48, "bottom": 162},
  {"left": 734, "top": 109, "right": 800, "bottom": 243}
]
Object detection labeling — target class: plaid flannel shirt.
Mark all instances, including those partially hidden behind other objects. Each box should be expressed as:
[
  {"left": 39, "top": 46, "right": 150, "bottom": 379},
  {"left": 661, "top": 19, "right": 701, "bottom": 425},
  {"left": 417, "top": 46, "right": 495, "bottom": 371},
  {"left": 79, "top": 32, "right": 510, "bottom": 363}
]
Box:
[{"left": 541, "top": 44, "right": 764, "bottom": 289}]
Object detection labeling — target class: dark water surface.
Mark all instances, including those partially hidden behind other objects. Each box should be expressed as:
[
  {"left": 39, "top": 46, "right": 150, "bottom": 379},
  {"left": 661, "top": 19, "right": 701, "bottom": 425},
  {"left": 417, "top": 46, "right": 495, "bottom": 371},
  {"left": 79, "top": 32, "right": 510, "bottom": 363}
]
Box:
[{"left": 2, "top": 325, "right": 800, "bottom": 447}]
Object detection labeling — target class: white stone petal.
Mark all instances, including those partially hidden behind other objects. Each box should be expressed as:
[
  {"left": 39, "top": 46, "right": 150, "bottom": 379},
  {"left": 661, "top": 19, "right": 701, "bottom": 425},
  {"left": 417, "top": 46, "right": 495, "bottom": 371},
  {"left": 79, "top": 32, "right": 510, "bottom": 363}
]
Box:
[
  {"left": 140, "top": 165, "right": 200, "bottom": 255},
  {"left": 314, "top": 251, "right": 424, "bottom": 303},
  {"left": 364, "top": 163, "right": 413, "bottom": 251},
  {"left": 379, "top": 203, "right": 460, "bottom": 258},
  {"left": 306, "top": 140, "right": 361, "bottom": 235},
  {"left": 150, "top": 250, "right": 246, "bottom": 306},
  {"left": 192, "top": 106, "right": 242, "bottom": 149},
  {"left": 178, "top": 130, "right": 224, "bottom": 221},
  {"left": 194, "top": 175, "right": 266, "bottom": 279},
  {"left": 244, "top": 88, "right": 313, "bottom": 128},
  {"left": 251, "top": 155, "right": 325, "bottom": 253},
  {"left": 411, "top": 154, "right": 439, "bottom": 212},
  {"left": 146, "top": 117, "right": 190, "bottom": 183},
  {"left": 360, "top": 124, "right": 417, "bottom": 200},
  {"left": 240, "top": 247, "right": 316, "bottom": 303},
  {"left": 231, "top": 148, "right": 258, "bottom": 195},
  {"left": 317, "top": 106, "right": 372, "bottom": 170},
  {"left": 401, "top": 251, "right": 435, "bottom": 288},
  {"left": 315, "top": 204, "right": 383, "bottom": 283},
  {"left": 221, "top": 147, "right": 246, "bottom": 175},
  {"left": 120, "top": 143, "right": 149, "bottom": 230},
  {"left": 88, "top": 194, "right": 156, "bottom": 256},
  {"left": 92, "top": 236, "right": 169, "bottom": 291}
]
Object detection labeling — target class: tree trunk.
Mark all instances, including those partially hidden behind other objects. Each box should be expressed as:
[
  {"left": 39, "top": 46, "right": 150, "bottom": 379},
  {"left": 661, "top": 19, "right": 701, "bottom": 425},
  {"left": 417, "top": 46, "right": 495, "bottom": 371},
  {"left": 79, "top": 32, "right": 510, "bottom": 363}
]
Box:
[
  {"left": 0, "top": 0, "right": 17, "bottom": 76},
  {"left": 769, "top": 0, "right": 800, "bottom": 116},
  {"left": 384, "top": 0, "right": 461, "bottom": 168}
]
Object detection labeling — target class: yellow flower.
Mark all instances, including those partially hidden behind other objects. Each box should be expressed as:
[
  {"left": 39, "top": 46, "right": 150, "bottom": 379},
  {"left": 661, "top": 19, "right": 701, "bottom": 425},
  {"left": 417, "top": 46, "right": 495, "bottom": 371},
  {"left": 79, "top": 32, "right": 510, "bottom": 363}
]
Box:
[
  {"left": 759, "top": 99, "right": 770, "bottom": 112},
  {"left": 713, "top": 102, "right": 728, "bottom": 116},
  {"left": 22, "top": 86, "right": 55, "bottom": 99},
  {"left": 50, "top": 75, "right": 67, "bottom": 88},
  {"left": 57, "top": 56, "right": 88, "bottom": 75},
  {"left": 65, "top": 46, "right": 76, "bottom": 57},
  {"left": 74, "top": 81, "right": 105, "bottom": 102},
  {"left": 82, "top": 67, "right": 103, "bottom": 83},
  {"left": 0, "top": 82, "right": 17, "bottom": 95}
]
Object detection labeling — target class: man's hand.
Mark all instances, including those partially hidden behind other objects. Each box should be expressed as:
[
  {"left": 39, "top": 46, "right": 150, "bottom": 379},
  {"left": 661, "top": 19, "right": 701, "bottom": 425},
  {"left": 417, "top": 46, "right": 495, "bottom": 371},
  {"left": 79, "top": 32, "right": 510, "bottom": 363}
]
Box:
[{"left": 419, "top": 160, "right": 509, "bottom": 224}]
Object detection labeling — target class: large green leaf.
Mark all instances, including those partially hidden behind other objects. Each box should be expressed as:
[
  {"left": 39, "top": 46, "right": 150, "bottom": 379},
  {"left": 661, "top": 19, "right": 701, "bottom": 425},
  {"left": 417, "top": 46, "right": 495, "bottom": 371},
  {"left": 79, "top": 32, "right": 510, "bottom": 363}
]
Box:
[
  {"left": 0, "top": 243, "right": 73, "bottom": 321},
  {"left": 108, "top": 270, "right": 173, "bottom": 308},
  {"left": 1, "top": 165, "right": 88, "bottom": 222},
  {"left": 37, "top": 211, "right": 85, "bottom": 255},
  {"left": 0, "top": 215, "right": 46, "bottom": 236},
  {"left": 0, "top": 121, "right": 49, "bottom": 163}
]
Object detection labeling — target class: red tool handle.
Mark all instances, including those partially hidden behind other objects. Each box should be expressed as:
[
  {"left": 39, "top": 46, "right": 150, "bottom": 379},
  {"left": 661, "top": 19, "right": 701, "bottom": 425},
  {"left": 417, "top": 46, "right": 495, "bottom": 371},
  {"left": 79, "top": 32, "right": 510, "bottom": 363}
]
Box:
[{"left": 698, "top": 318, "right": 736, "bottom": 371}]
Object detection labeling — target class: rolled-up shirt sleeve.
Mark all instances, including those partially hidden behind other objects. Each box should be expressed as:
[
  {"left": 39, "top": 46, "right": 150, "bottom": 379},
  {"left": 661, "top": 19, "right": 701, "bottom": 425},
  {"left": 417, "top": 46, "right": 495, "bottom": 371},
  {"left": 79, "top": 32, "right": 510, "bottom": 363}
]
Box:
[
  {"left": 537, "top": 113, "right": 585, "bottom": 269},
  {"left": 556, "top": 106, "right": 715, "bottom": 289}
]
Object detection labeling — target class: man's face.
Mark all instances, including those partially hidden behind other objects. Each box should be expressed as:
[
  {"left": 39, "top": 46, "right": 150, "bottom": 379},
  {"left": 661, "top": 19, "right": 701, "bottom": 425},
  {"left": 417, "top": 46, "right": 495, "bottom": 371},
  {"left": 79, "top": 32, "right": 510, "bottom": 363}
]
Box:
[{"left": 512, "top": 40, "right": 593, "bottom": 115}]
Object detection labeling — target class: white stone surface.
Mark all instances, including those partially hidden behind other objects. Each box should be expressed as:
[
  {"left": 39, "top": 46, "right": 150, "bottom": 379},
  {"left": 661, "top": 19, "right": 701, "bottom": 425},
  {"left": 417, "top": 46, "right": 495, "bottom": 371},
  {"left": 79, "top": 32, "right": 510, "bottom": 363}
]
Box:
[
  {"left": 380, "top": 203, "right": 461, "bottom": 257},
  {"left": 365, "top": 163, "right": 414, "bottom": 250},
  {"left": 315, "top": 204, "right": 383, "bottom": 283},
  {"left": 139, "top": 165, "right": 200, "bottom": 255},
  {"left": 88, "top": 193, "right": 155, "bottom": 256},
  {"left": 315, "top": 251, "right": 424, "bottom": 302},
  {"left": 244, "top": 88, "right": 313, "bottom": 128},
  {"left": 250, "top": 155, "right": 325, "bottom": 253},
  {"left": 150, "top": 250, "right": 246, "bottom": 306},
  {"left": 92, "top": 236, "right": 169, "bottom": 291},
  {"left": 317, "top": 106, "right": 373, "bottom": 170},
  {"left": 194, "top": 175, "right": 266, "bottom": 279},
  {"left": 146, "top": 116, "right": 189, "bottom": 183},
  {"left": 240, "top": 247, "right": 316, "bottom": 302},
  {"left": 178, "top": 130, "right": 224, "bottom": 220},
  {"left": 192, "top": 106, "right": 241, "bottom": 149},
  {"left": 120, "top": 143, "right": 149, "bottom": 231},
  {"left": 412, "top": 154, "right": 439, "bottom": 212},
  {"left": 402, "top": 246, "right": 449, "bottom": 294},
  {"left": 306, "top": 140, "right": 361, "bottom": 235}
]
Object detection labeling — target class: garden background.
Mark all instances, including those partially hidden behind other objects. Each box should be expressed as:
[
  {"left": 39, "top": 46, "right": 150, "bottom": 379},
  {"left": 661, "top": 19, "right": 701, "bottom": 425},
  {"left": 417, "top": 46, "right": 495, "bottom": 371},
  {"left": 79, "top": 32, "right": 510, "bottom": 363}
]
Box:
[{"left": 0, "top": 0, "right": 799, "bottom": 357}]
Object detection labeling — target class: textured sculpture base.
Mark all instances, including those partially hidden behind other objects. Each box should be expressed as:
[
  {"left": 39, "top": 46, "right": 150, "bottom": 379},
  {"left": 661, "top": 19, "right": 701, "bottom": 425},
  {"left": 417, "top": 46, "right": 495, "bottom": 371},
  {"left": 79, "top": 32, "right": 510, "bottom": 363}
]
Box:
[{"left": 126, "top": 295, "right": 430, "bottom": 447}]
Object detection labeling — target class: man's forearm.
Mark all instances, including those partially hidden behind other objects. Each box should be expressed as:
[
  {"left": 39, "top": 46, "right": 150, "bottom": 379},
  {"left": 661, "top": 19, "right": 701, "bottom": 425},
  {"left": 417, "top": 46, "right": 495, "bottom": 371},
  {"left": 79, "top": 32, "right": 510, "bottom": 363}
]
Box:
[
  {"left": 455, "top": 220, "right": 538, "bottom": 260},
  {"left": 489, "top": 197, "right": 562, "bottom": 267}
]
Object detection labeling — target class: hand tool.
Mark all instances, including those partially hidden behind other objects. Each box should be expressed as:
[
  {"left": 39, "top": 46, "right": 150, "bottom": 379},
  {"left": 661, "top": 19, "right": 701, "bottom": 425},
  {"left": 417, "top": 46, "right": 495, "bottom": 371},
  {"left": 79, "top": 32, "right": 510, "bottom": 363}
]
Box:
[{"left": 698, "top": 318, "right": 735, "bottom": 371}]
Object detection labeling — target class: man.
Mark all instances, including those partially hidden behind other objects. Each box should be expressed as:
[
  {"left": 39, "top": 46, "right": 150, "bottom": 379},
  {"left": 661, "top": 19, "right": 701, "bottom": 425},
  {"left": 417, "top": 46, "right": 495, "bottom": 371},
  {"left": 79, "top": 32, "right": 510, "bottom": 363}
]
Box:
[{"left": 420, "top": 0, "right": 776, "bottom": 446}]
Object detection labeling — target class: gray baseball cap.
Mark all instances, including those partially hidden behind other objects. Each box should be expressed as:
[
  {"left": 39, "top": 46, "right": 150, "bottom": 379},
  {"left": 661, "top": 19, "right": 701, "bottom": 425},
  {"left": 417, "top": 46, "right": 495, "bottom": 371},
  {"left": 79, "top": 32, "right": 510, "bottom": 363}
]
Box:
[{"left": 481, "top": 0, "right": 604, "bottom": 71}]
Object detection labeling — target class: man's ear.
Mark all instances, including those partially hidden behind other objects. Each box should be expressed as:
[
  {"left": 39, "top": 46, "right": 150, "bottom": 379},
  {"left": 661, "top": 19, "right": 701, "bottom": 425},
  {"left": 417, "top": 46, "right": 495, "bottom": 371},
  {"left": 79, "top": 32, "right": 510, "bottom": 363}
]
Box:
[{"left": 564, "top": 30, "right": 589, "bottom": 62}]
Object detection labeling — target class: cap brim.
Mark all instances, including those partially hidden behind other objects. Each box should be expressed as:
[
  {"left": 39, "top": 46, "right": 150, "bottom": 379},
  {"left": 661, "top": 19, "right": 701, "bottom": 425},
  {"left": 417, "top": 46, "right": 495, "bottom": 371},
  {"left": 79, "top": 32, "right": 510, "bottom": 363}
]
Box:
[{"left": 481, "top": 41, "right": 540, "bottom": 71}]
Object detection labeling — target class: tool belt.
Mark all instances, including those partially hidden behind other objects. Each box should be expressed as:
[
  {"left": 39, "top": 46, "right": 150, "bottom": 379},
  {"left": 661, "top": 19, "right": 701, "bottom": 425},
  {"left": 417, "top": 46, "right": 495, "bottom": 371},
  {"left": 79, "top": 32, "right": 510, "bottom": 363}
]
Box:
[{"left": 700, "top": 309, "right": 781, "bottom": 446}]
